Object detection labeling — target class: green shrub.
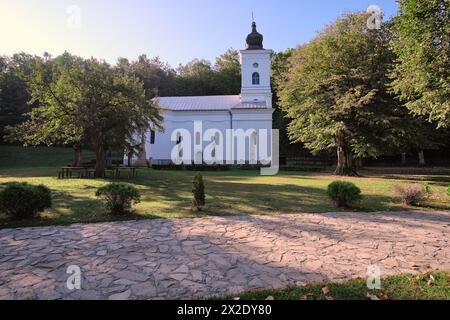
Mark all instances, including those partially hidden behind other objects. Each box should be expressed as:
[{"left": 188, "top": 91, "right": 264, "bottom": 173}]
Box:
[
  {"left": 447, "top": 185, "right": 450, "bottom": 197},
  {"left": 192, "top": 173, "right": 205, "bottom": 211},
  {"left": 327, "top": 181, "right": 362, "bottom": 208},
  {"left": 95, "top": 183, "right": 140, "bottom": 215},
  {"left": 0, "top": 182, "right": 52, "bottom": 218}
]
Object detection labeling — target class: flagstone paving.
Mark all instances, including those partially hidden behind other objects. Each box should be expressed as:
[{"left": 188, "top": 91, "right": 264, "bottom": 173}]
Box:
[{"left": 0, "top": 210, "right": 449, "bottom": 300}]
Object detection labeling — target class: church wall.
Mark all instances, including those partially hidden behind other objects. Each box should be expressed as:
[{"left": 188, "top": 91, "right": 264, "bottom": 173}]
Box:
[
  {"left": 240, "top": 49, "right": 272, "bottom": 103},
  {"left": 145, "top": 109, "right": 274, "bottom": 165}
]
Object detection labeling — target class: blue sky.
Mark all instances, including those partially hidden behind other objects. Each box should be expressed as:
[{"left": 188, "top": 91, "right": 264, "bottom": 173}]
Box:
[{"left": 0, "top": 0, "right": 399, "bottom": 67}]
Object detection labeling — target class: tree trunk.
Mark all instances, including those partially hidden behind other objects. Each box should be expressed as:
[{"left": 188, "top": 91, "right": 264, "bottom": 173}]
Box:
[
  {"left": 401, "top": 153, "right": 407, "bottom": 165},
  {"left": 334, "top": 145, "right": 358, "bottom": 176},
  {"left": 355, "top": 157, "right": 363, "bottom": 168},
  {"left": 94, "top": 144, "right": 106, "bottom": 178},
  {"left": 418, "top": 150, "right": 425, "bottom": 166},
  {"left": 127, "top": 150, "right": 133, "bottom": 167},
  {"left": 106, "top": 150, "right": 112, "bottom": 168},
  {"left": 73, "top": 145, "right": 82, "bottom": 167}
]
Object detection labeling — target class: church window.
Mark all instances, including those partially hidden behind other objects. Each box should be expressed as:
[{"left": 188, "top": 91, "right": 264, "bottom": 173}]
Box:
[
  {"left": 150, "top": 130, "right": 155, "bottom": 144},
  {"left": 253, "top": 63, "right": 259, "bottom": 68},
  {"left": 252, "top": 72, "right": 260, "bottom": 85}
]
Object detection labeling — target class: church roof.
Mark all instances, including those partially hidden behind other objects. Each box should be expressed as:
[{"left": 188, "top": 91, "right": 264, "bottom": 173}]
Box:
[
  {"left": 155, "top": 95, "right": 267, "bottom": 111},
  {"left": 246, "top": 21, "right": 264, "bottom": 50}
]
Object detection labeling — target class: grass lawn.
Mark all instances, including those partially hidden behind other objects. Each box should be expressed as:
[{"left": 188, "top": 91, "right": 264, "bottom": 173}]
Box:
[
  {"left": 0, "top": 145, "right": 449, "bottom": 228},
  {"left": 225, "top": 271, "right": 450, "bottom": 300}
]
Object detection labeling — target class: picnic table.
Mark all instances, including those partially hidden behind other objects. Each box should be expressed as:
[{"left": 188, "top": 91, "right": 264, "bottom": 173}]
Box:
[
  {"left": 58, "top": 166, "right": 138, "bottom": 179},
  {"left": 111, "top": 166, "right": 139, "bottom": 179},
  {"left": 59, "top": 167, "right": 90, "bottom": 179}
]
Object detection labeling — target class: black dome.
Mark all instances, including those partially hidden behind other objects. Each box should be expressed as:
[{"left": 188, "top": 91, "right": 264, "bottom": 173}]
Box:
[{"left": 246, "top": 22, "right": 263, "bottom": 50}]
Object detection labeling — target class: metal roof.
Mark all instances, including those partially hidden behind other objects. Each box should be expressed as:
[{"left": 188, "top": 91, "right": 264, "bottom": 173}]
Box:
[{"left": 155, "top": 95, "right": 267, "bottom": 111}]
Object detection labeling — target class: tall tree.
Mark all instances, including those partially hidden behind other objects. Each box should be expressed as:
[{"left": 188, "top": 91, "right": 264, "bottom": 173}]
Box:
[
  {"left": 117, "top": 55, "right": 176, "bottom": 97},
  {"left": 278, "top": 13, "right": 417, "bottom": 175},
  {"left": 175, "top": 59, "right": 220, "bottom": 96},
  {"left": 175, "top": 49, "right": 242, "bottom": 96},
  {"left": 271, "top": 49, "right": 307, "bottom": 157},
  {"left": 6, "top": 53, "right": 87, "bottom": 165},
  {"left": 214, "top": 48, "right": 241, "bottom": 95},
  {"left": 0, "top": 53, "right": 38, "bottom": 142},
  {"left": 390, "top": 0, "right": 449, "bottom": 128},
  {"left": 8, "top": 55, "right": 162, "bottom": 177}
]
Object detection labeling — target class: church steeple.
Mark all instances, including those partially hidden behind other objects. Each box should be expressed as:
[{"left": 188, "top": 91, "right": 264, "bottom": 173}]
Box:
[
  {"left": 246, "top": 21, "right": 264, "bottom": 50},
  {"left": 240, "top": 21, "right": 272, "bottom": 105}
]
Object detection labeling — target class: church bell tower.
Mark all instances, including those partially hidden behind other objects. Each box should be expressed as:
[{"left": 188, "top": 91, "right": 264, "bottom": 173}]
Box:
[{"left": 240, "top": 21, "right": 273, "bottom": 107}]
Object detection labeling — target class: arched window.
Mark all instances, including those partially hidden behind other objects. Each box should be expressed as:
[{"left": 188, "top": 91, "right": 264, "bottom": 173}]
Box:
[
  {"left": 150, "top": 130, "right": 155, "bottom": 144},
  {"left": 252, "top": 72, "right": 260, "bottom": 85}
]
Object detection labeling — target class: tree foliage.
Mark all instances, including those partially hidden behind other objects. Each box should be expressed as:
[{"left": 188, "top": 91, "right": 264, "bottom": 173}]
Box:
[
  {"left": 390, "top": 0, "right": 449, "bottom": 128},
  {"left": 7, "top": 54, "right": 162, "bottom": 177},
  {"left": 277, "top": 13, "right": 420, "bottom": 175},
  {"left": 117, "top": 55, "right": 176, "bottom": 98},
  {"left": 175, "top": 48, "right": 241, "bottom": 96},
  {"left": 271, "top": 49, "right": 304, "bottom": 157},
  {"left": 0, "top": 53, "right": 39, "bottom": 142},
  {"left": 214, "top": 48, "right": 241, "bottom": 94}
]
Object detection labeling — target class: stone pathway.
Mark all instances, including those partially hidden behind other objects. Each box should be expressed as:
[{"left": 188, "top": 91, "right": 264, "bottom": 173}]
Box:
[{"left": 0, "top": 211, "right": 449, "bottom": 300}]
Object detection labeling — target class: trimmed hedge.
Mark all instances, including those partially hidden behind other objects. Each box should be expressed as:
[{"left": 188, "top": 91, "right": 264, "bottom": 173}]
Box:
[
  {"left": 95, "top": 183, "right": 141, "bottom": 215},
  {"left": 0, "top": 182, "right": 52, "bottom": 218},
  {"left": 327, "top": 181, "right": 362, "bottom": 208}
]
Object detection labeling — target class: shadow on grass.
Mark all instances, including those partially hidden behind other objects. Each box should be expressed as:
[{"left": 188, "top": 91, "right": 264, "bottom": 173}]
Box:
[
  {"left": 362, "top": 172, "right": 450, "bottom": 187},
  {"left": 0, "top": 189, "right": 161, "bottom": 229},
  {"left": 1, "top": 167, "right": 449, "bottom": 229}
]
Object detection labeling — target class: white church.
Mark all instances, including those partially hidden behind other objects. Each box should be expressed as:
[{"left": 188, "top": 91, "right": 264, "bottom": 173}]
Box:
[{"left": 128, "top": 22, "right": 274, "bottom": 166}]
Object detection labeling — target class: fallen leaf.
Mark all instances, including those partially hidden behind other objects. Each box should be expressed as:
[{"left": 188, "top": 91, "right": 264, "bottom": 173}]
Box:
[
  {"left": 322, "top": 286, "right": 330, "bottom": 295},
  {"left": 366, "top": 293, "right": 380, "bottom": 300},
  {"left": 377, "top": 291, "right": 389, "bottom": 300}
]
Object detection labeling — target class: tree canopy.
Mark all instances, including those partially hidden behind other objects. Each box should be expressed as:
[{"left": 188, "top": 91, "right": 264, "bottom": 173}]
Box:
[
  {"left": 390, "top": 0, "right": 449, "bottom": 128},
  {"left": 1, "top": 12, "right": 449, "bottom": 171},
  {"left": 7, "top": 54, "right": 162, "bottom": 177},
  {"left": 0, "top": 53, "right": 38, "bottom": 142},
  {"left": 174, "top": 48, "right": 241, "bottom": 96},
  {"left": 117, "top": 55, "right": 176, "bottom": 98},
  {"left": 277, "top": 13, "right": 425, "bottom": 175}
]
